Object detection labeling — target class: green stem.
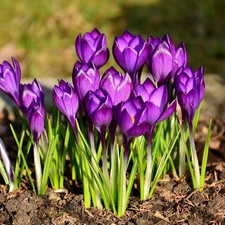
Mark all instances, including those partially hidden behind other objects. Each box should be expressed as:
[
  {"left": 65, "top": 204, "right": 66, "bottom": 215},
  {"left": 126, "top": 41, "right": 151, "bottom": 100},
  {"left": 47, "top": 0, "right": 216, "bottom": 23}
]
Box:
[
  {"left": 144, "top": 127, "right": 153, "bottom": 200},
  {"left": 179, "top": 122, "right": 186, "bottom": 178},
  {"left": 118, "top": 138, "right": 129, "bottom": 217},
  {"left": 88, "top": 120, "right": 102, "bottom": 208},
  {"left": 100, "top": 129, "right": 109, "bottom": 184},
  {"left": 188, "top": 121, "right": 200, "bottom": 189},
  {"left": 34, "top": 142, "right": 42, "bottom": 194}
]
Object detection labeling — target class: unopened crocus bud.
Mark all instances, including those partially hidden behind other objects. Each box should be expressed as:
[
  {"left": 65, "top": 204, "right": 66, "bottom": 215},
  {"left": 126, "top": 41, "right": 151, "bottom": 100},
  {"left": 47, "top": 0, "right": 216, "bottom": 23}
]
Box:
[
  {"left": 53, "top": 80, "right": 79, "bottom": 133},
  {"left": 72, "top": 61, "right": 100, "bottom": 104},
  {"left": 100, "top": 67, "right": 133, "bottom": 106},
  {"left": 147, "top": 34, "right": 187, "bottom": 84},
  {"left": 85, "top": 89, "right": 113, "bottom": 133},
  {"left": 175, "top": 66, "right": 205, "bottom": 122},
  {"left": 75, "top": 28, "right": 110, "bottom": 68},
  {"left": 20, "top": 79, "right": 44, "bottom": 116},
  {"left": 113, "top": 30, "right": 148, "bottom": 85},
  {"left": 0, "top": 58, "right": 21, "bottom": 107},
  {"left": 113, "top": 31, "right": 148, "bottom": 74},
  {"left": 28, "top": 102, "right": 45, "bottom": 143}
]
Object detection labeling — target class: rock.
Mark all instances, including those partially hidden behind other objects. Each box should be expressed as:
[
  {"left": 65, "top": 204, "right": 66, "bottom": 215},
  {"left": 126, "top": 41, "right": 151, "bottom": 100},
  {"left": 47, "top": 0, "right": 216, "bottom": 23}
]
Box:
[{"left": 202, "top": 74, "right": 225, "bottom": 119}]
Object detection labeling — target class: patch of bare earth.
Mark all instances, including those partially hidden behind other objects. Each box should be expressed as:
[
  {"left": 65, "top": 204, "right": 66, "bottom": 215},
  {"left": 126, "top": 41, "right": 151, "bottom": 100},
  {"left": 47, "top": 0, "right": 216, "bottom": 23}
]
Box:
[{"left": 0, "top": 118, "right": 225, "bottom": 224}]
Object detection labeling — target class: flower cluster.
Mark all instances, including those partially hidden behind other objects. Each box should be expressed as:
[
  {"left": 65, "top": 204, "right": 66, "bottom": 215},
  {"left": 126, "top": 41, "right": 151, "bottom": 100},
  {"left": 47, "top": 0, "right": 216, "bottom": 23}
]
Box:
[
  {"left": 0, "top": 28, "right": 207, "bottom": 216},
  {"left": 0, "top": 60, "right": 45, "bottom": 143}
]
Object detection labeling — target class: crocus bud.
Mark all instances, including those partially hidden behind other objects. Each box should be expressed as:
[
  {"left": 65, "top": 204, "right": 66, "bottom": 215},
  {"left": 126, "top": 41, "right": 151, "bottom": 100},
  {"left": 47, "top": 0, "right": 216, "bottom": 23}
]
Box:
[
  {"left": 85, "top": 89, "right": 113, "bottom": 133},
  {"left": 175, "top": 66, "right": 205, "bottom": 122},
  {"left": 147, "top": 34, "right": 187, "bottom": 84},
  {"left": 113, "top": 31, "right": 148, "bottom": 74},
  {"left": 0, "top": 138, "right": 14, "bottom": 191},
  {"left": 72, "top": 61, "right": 100, "bottom": 104},
  {"left": 100, "top": 67, "right": 133, "bottom": 106},
  {"left": 53, "top": 80, "right": 79, "bottom": 132},
  {"left": 75, "top": 28, "right": 110, "bottom": 68},
  {"left": 20, "top": 79, "right": 44, "bottom": 116},
  {"left": 117, "top": 97, "right": 148, "bottom": 140},
  {"left": 0, "top": 58, "right": 21, "bottom": 107},
  {"left": 28, "top": 101, "right": 45, "bottom": 143}
]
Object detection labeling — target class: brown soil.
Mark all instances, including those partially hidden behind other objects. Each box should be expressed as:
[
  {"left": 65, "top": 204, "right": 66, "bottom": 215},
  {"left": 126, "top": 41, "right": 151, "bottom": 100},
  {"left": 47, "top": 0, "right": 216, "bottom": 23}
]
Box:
[{"left": 0, "top": 118, "right": 225, "bottom": 225}]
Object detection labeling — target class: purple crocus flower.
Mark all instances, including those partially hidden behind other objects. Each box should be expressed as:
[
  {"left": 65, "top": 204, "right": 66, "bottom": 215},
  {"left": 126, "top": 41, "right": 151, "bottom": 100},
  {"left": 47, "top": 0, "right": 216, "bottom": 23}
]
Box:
[
  {"left": 0, "top": 58, "right": 21, "bottom": 107},
  {"left": 100, "top": 67, "right": 133, "bottom": 106},
  {"left": 146, "top": 85, "right": 176, "bottom": 126},
  {"left": 85, "top": 89, "right": 113, "bottom": 133},
  {"left": 147, "top": 34, "right": 187, "bottom": 84},
  {"left": 75, "top": 28, "right": 110, "bottom": 68},
  {"left": 131, "top": 78, "right": 156, "bottom": 102},
  {"left": 117, "top": 97, "right": 148, "bottom": 140},
  {"left": 72, "top": 61, "right": 100, "bottom": 105},
  {"left": 27, "top": 101, "right": 45, "bottom": 143},
  {"left": 53, "top": 80, "right": 79, "bottom": 135},
  {"left": 20, "top": 79, "right": 44, "bottom": 116},
  {"left": 132, "top": 78, "right": 176, "bottom": 126},
  {"left": 113, "top": 30, "right": 148, "bottom": 85},
  {"left": 175, "top": 66, "right": 205, "bottom": 122},
  {"left": 19, "top": 79, "right": 45, "bottom": 143}
]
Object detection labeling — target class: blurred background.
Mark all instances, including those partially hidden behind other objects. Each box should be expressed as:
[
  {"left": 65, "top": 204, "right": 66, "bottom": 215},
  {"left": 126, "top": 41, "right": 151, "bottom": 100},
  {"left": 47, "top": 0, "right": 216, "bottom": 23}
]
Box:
[{"left": 0, "top": 0, "right": 225, "bottom": 78}]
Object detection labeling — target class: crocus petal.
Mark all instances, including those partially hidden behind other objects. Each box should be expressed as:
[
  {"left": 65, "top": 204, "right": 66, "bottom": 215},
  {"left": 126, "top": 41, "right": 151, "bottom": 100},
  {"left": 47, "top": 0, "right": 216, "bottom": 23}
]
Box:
[
  {"left": 118, "top": 109, "right": 134, "bottom": 134},
  {"left": 157, "top": 99, "right": 176, "bottom": 122},
  {"left": 175, "top": 43, "right": 187, "bottom": 69},
  {"left": 63, "top": 92, "right": 78, "bottom": 120},
  {"left": 149, "top": 85, "right": 168, "bottom": 109},
  {"left": 12, "top": 58, "right": 21, "bottom": 85},
  {"left": 92, "top": 46, "right": 109, "bottom": 68},
  {"left": 151, "top": 44, "right": 173, "bottom": 83},
  {"left": 143, "top": 78, "right": 156, "bottom": 94},
  {"left": 28, "top": 104, "right": 45, "bottom": 143},
  {"left": 75, "top": 34, "right": 82, "bottom": 60},
  {"left": 121, "top": 100, "right": 138, "bottom": 117},
  {"left": 126, "top": 122, "right": 148, "bottom": 138},
  {"left": 135, "top": 42, "right": 149, "bottom": 70},
  {"left": 21, "top": 86, "right": 40, "bottom": 109},
  {"left": 113, "top": 41, "right": 127, "bottom": 70},
  {"left": 115, "top": 73, "right": 132, "bottom": 104},
  {"left": 129, "top": 36, "right": 142, "bottom": 49},
  {"left": 122, "top": 30, "right": 134, "bottom": 42},
  {"left": 81, "top": 39, "right": 95, "bottom": 63},
  {"left": 123, "top": 47, "right": 138, "bottom": 72},
  {"left": 199, "top": 82, "right": 205, "bottom": 102},
  {"left": 146, "top": 102, "right": 161, "bottom": 125},
  {"left": 92, "top": 105, "right": 113, "bottom": 131},
  {"left": 187, "top": 88, "right": 199, "bottom": 111},
  {"left": 133, "top": 84, "right": 150, "bottom": 102},
  {"left": 185, "top": 76, "right": 195, "bottom": 92},
  {"left": 86, "top": 93, "right": 101, "bottom": 114},
  {"left": 91, "top": 28, "right": 101, "bottom": 38},
  {"left": 83, "top": 33, "right": 95, "bottom": 45},
  {"left": 75, "top": 70, "right": 97, "bottom": 100}
]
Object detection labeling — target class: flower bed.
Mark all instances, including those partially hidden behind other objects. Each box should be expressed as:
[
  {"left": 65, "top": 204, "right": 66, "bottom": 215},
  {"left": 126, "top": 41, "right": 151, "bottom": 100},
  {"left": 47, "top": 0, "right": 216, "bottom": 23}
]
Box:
[{"left": 0, "top": 29, "right": 212, "bottom": 217}]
